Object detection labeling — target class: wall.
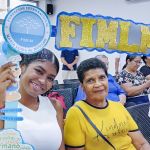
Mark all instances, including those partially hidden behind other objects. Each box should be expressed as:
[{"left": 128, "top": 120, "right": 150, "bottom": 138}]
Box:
[
  {"left": 0, "top": 0, "right": 149, "bottom": 83},
  {"left": 41, "top": 0, "right": 150, "bottom": 83}
]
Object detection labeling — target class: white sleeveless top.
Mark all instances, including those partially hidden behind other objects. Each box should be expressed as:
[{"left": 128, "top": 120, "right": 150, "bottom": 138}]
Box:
[{"left": 17, "top": 96, "right": 62, "bottom": 150}]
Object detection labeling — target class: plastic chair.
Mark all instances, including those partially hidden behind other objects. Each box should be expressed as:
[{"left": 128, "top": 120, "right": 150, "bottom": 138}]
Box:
[
  {"left": 127, "top": 103, "right": 150, "bottom": 143},
  {"left": 52, "top": 83, "right": 79, "bottom": 101},
  {"left": 63, "top": 79, "right": 80, "bottom": 84},
  {"left": 53, "top": 80, "right": 58, "bottom": 85}
]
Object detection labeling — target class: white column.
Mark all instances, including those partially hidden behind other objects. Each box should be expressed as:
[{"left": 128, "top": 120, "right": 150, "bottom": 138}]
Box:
[
  {"left": 38, "top": 0, "right": 47, "bottom": 12},
  {"left": 0, "top": 0, "right": 7, "bottom": 11}
]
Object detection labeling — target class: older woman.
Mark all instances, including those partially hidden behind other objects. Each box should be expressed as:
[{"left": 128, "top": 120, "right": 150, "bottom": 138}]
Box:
[
  {"left": 64, "top": 58, "right": 150, "bottom": 150},
  {"left": 75, "top": 55, "right": 126, "bottom": 105},
  {"left": 118, "top": 55, "right": 150, "bottom": 106}
]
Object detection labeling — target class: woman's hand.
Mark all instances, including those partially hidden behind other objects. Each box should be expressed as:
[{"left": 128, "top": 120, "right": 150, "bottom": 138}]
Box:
[
  {"left": 119, "top": 94, "right": 126, "bottom": 105},
  {"left": 0, "top": 62, "right": 15, "bottom": 107},
  {"left": 145, "top": 80, "right": 150, "bottom": 89},
  {"left": 145, "top": 75, "right": 150, "bottom": 80}
]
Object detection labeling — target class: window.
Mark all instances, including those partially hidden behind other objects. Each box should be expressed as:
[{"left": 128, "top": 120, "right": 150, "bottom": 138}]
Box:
[
  {"left": 0, "top": 0, "right": 38, "bottom": 19},
  {"left": 0, "top": 0, "right": 7, "bottom": 19},
  {"left": 10, "top": 0, "right": 37, "bottom": 10},
  {"left": 0, "top": 24, "right": 4, "bottom": 43},
  {"left": 0, "top": 0, "right": 38, "bottom": 42}
]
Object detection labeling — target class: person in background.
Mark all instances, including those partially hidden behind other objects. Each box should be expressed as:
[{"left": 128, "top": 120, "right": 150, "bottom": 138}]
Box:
[
  {"left": 61, "top": 49, "right": 79, "bottom": 80},
  {"left": 140, "top": 56, "right": 150, "bottom": 80},
  {"left": 115, "top": 53, "right": 120, "bottom": 76},
  {"left": 64, "top": 58, "right": 150, "bottom": 150},
  {"left": 118, "top": 54, "right": 150, "bottom": 106},
  {"left": 115, "top": 53, "right": 127, "bottom": 77},
  {"left": 0, "top": 48, "right": 65, "bottom": 150},
  {"left": 75, "top": 55, "right": 126, "bottom": 105}
]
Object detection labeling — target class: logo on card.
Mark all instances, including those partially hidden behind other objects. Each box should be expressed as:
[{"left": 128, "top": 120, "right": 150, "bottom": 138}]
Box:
[{"left": 2, "top": 5, "right": 51, "bottom": 54}]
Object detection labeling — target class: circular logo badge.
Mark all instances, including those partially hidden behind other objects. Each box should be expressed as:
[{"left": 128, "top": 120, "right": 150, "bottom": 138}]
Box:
[{"left": 2, "top": 5, "right": 51, "bottom": 54}]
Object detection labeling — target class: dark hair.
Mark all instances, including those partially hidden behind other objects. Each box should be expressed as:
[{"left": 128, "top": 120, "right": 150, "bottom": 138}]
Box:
[
  {"left": 77, "top": 58, "right": 108, "bottom": 83},
  {"left": 20, "top": 48, "right": 59, "bottom": 74},
  {"left": 122, "top": 54, "right": 138, "bottom": 69},
  {"left": 142, "top": 56, "right": 147, "bottom": 64}
]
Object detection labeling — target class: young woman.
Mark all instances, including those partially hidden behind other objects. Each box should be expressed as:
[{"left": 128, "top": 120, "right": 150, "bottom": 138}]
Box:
[
  {"left": 0, "top": 48, "right": 65, "bottom": 150},
  {"left": 64, "top": 58, "right": 150, "bottom": 150}
]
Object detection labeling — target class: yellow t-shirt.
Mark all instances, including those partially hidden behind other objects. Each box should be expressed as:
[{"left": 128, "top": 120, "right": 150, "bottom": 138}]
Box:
[{"left": 64, "top": 100, "right": 138, "bottom": 150}]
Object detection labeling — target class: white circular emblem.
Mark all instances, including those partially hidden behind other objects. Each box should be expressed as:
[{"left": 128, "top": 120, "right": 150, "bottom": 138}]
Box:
[{"left": 2, "top": 5, "right": 51, "bottom": 54}]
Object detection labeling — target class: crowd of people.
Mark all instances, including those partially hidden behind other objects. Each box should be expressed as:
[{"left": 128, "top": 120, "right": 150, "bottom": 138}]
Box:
[
  {"left": 65, "top": 57, "right": 150, "bottom": 150},
  {"left": 0, "top": 49, "right": 150, "bottom": 150}
]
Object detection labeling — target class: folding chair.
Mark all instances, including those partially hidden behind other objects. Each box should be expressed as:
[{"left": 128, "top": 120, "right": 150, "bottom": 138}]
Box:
[{"left": 127, "top": 103, "right": 150, "bottom": 143}]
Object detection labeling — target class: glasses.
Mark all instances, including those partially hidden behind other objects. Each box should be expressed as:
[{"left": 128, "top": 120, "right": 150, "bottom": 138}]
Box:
[{"left": 132, "top": 60, "right": 142, "bottom": 65}]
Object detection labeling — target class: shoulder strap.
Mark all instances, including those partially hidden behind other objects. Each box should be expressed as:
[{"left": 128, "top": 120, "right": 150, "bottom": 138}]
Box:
[{"left": 75, "top": 105, "right": 116, "bottom": 150}]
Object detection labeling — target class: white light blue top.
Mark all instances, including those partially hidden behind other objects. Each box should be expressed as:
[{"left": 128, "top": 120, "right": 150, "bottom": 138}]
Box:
[{"left": 17, "top": 95, "right": 62, "bottom": 150}]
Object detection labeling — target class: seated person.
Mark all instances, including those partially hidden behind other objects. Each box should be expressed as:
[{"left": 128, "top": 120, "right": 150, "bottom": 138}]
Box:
[
  {"left": 64, "top": 57, "right": 150, "bottom": 150},
  {"left": 118, "top": 55, "right": 150, "bottom": 106},
  {"left": 140, "top": 56, "right": 150, "bottom": 80},
  {"left": 75, "top": 55, "right": 126, "bottom": 105}
]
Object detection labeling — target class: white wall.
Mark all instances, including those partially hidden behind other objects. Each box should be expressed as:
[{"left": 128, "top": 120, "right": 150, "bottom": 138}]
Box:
[
  {"left": 42, "top": 0, "right": 150, "bottom": 83},
  {"left": 0, "top": 0, "right": 147, "bottom": 83}
]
